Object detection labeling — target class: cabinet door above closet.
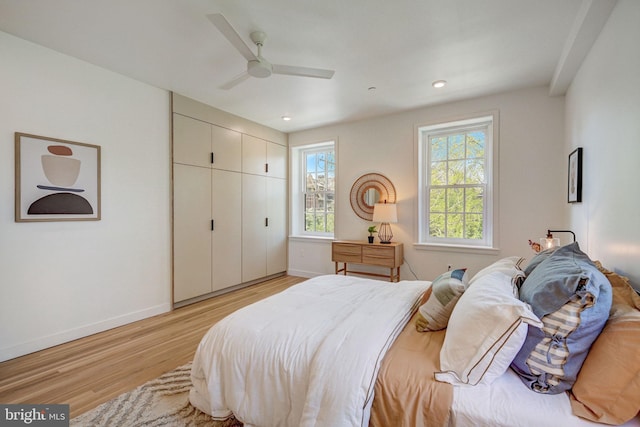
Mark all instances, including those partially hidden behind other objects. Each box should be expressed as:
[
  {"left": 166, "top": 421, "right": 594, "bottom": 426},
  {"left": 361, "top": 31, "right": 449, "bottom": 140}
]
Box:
[
  {"left": 242, "top": 134, "right": 286, "bottom": 178},
  {"left": 173, "top": 114, "right": 210, "bottom": 168},
  {"left": 211, "top": 125, "right": 241, "bottom": 172},
  {"left": 267, "top": 142, "right": 287, "bottom": 179},
  {"left": 173, "top": 113, "right": 241, "bottom": 172}
]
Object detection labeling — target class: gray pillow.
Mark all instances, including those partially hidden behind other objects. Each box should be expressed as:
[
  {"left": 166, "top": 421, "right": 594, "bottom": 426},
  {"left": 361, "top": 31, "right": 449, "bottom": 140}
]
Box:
[
  {"left": 523, "top": 246, "right": 557, "bottom": 277},
  {"left": 511, "top": 242, "right": 612, "bottom": 394}
]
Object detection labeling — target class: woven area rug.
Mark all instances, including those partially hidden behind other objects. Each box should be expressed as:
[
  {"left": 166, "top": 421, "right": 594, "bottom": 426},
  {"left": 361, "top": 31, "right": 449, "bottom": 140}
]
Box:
[{"left": 71, "top": 362, "right": 242, "bottom": 426}]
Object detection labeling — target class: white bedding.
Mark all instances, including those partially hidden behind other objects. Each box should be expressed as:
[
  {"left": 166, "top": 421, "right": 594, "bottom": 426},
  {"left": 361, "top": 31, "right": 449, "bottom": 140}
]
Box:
[
  {"left": 190, "top": 274, "right": 429, "bottom": 427},
  {"left": 452, "top": 368, "right": 640, "bottom": 427}
]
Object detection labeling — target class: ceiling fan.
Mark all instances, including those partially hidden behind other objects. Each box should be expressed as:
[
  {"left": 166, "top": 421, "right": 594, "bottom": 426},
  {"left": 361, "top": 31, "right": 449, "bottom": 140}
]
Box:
[{"left": 207, "top": 13, "right": 335, "bottom": 90}]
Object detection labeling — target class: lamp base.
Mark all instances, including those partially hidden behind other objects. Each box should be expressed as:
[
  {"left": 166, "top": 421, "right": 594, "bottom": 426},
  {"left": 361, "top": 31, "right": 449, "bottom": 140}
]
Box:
[{"left": 378, "top": 222, "right": 393, "bottom": 244}]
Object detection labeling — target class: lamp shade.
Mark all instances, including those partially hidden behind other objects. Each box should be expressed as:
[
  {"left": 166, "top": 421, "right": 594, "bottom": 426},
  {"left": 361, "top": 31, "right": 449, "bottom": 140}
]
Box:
[
  {"left": 540, "top": 236, "right": 560, "bottom": 250},
  {"left": 373, "top": 203, "right": 397, "bottom": 223},
  {"left": 540, "top": 229, "right": 575, "bottom": 250}
]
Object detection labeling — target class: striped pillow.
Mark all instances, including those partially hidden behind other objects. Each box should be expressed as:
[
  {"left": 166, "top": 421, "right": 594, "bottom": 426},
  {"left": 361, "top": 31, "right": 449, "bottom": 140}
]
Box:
[{"left": 525, "top": 293, "right": 593, "bottom": 390}]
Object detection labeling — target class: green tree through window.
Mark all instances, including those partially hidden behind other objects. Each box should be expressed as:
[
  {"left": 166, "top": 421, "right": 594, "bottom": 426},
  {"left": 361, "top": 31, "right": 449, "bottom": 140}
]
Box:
[
  {"left": 304, "top": 148, "right": 335, "bottom": 233},
  {"left": 429, "top": 130, "right": 485, "bottom": 239}
]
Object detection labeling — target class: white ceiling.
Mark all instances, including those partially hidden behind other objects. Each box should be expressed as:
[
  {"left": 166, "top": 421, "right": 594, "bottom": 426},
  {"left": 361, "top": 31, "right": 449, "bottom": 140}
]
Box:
[{"left": 0, "top": 0, "right": 615, "bottom": 132}]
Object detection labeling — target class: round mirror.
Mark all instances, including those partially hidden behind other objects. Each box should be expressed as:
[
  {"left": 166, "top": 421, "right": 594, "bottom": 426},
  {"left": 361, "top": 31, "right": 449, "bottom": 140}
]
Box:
[
  {"left": 349, "top": 173, "right": 396, "bottom": 221},
  {"left": 363, "top": 187, "right": 380, "bottom": 207}
]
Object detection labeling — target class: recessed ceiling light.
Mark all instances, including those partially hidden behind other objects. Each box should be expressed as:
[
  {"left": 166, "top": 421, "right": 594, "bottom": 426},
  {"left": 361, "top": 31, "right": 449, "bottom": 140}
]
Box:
[
  {"left": 432, "top": 80, "right": 447, "bottom": 88},
  {"left": 282, "top": 116, "right": 292, "bottom": 121}
]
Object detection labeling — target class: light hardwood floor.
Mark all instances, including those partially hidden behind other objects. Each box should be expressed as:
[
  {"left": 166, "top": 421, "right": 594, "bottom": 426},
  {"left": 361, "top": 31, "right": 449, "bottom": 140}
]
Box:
[{"left": 0, "top": 274, "right": 306, "bottom": 418}]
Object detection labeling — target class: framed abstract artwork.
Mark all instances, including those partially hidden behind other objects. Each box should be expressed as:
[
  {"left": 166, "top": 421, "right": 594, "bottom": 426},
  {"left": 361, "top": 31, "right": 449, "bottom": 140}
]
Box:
[
  {"left": 15, "top": 132, "right": 101, "bottom": 222},
  {"left": 568, "top": 147, "right": 582, "bottom": 203}
]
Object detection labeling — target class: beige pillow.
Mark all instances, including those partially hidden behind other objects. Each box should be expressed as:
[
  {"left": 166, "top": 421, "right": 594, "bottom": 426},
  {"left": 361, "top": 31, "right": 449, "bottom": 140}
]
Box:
[
  {"left": 415, "top": 269, "right": 468, "bottom": 332},
  {"left": 570, "top": 263, "right": 640, "bottom": 424}
]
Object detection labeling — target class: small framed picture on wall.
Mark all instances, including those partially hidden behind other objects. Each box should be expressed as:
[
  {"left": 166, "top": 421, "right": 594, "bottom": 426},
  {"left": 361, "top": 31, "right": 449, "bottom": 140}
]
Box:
[{"left": 568, "top": 147, "right": 582, "bottom": 203}]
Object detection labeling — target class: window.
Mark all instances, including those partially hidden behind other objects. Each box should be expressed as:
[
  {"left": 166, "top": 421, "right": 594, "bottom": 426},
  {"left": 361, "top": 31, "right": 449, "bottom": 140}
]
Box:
[
  {"left": 291, "top": 141, "right": 335, "bottom": 237},
  {"left": 418, "top": 115, "right": 495, "bottom": 248}
]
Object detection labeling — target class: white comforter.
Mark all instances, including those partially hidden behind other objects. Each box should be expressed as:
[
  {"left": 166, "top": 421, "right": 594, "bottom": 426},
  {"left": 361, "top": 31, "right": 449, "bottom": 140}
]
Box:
[{"left": 190, "top": 274, "right": 429, "bottom": 427}]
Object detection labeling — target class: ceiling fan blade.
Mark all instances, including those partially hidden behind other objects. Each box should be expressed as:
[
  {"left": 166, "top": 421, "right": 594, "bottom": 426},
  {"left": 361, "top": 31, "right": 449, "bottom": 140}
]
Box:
[
  {"left": 219, "top": 71, "right": 251, "bottom": 90},
  {"left": 272, "top": 64, "right": 335, "bottom": 79},
  {"left": 207, "top": 13, "right": 256, "bottom": 62}
]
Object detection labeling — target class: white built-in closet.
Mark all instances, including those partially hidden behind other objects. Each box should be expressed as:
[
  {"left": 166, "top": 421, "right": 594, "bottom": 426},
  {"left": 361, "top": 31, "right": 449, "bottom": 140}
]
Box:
[{"left": 171, "top": 93, "right": 287, "bottom": 305}]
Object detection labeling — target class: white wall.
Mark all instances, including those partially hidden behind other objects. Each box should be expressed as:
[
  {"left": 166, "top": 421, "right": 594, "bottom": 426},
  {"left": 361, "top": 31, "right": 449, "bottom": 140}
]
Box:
[
  {"left": 289, "top": 86, "right": 566, "bottom": 281},
  {"left": 8, "top": 0, "right": 629, "bottom": 359},
  {"left": 0, "top": 31, "right": 172, "bottom": 361},
  {"left": 565, "top": 0, "right": 640, "bottom": 290}
]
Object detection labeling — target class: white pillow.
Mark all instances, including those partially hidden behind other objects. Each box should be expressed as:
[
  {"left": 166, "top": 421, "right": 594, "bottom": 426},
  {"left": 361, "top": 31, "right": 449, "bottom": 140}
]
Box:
[
  {"left": 469, "top": 256, "right": 525, "bottom": 291},
  {"left": 435, "top": 271, "right": 542, "bottom": 386}
]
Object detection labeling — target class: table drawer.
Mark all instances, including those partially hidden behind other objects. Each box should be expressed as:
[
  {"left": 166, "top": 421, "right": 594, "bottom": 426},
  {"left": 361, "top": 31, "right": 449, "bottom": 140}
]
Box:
[
  {"left": 332, "top": 243, "right": 362, "bottom": 262},
  {"left": 362, "top": 246, "right": 395, "bottom": 267}
]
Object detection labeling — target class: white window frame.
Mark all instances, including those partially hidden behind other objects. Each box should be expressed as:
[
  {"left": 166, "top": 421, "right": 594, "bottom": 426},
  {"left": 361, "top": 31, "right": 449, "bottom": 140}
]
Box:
[
  {"left": 290, "top": 141, "right": 336, "bottom": 238},
  {"left": 417, "top": 113, "right": 498, "bottom": 250}
]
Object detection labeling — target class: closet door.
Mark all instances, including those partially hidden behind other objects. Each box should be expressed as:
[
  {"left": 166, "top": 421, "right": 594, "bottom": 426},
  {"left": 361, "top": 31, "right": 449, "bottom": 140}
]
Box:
[
  {"left": 242, "top": 173, "right": 267, "bottom": 282},
  {"left": 173, "top": 164, "right": 212, "bottom": 302},
  {"left": 211, "top": 169, "right": 242, "bottom": 291},
  {"left": 266, "top": 177, "right": 287, "bottom": 275}
]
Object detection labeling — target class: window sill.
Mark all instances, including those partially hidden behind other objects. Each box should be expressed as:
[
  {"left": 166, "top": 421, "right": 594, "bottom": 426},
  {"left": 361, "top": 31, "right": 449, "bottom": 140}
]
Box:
[{"left": 413, "top": 243, "right": 500, "bottom": 255}]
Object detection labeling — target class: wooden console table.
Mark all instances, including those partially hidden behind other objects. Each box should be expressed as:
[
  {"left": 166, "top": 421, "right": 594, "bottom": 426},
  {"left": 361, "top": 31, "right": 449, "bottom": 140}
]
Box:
[{"left": 331, "top": 240, "right": 404, "bottom": 282}]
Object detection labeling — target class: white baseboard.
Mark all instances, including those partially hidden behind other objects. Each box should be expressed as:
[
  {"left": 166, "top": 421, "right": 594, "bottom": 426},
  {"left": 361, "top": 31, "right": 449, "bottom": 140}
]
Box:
[
  {"left": 0, "top": 303, "right": 171, "bottom": 362},
  {"left": 286, "top": 269, "right": 327, "bottom": 278}
]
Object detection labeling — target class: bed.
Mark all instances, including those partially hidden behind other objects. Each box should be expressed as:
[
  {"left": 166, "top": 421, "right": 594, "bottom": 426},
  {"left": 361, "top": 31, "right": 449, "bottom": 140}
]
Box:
[{"left": 190, "top": 243, "right": 640, "bottom": 427}]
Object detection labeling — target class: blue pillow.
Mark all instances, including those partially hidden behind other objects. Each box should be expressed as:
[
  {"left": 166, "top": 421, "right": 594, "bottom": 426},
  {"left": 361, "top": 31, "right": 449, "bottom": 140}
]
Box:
[
  {"left": 511, "top": 242, "right": 612, "bottom": 394},
  {"left": 523, "top": 246, "right": 557, "bottom": 277}
]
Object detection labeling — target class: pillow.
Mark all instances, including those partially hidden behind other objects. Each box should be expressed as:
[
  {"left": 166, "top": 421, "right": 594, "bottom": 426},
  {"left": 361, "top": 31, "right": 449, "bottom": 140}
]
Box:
[
  {"left": 511, "top": 243, "right": 612, "bottom": 394},
  {"left": 469, "top": 256, "right": 526, "bottom": 292},
  {"left": 417, "top": 286, "right": 432, "bottom": 306},
  {"left": 415, "top": 269, "right": 468, "bottom": 332},
  {"left": 523, "top": 246, "right": 557, "bottom": 276},
  {"left": 434, "top": 271, "right": 542, "bottom": 386},
  {"left": 569, "top": 263, "right": 640, "bottom": 425}
]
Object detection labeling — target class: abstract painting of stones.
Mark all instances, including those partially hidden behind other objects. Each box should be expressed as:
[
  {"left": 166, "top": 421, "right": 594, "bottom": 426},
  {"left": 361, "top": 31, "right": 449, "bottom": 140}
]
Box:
[{"left": 15, "top": 133, "right": 101, "bottom": 222}]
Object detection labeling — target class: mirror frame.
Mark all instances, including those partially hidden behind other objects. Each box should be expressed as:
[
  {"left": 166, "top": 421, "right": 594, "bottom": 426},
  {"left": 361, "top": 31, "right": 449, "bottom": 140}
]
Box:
[{"left": 349, "top": 173, "right": 396, "bottom": 221}]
